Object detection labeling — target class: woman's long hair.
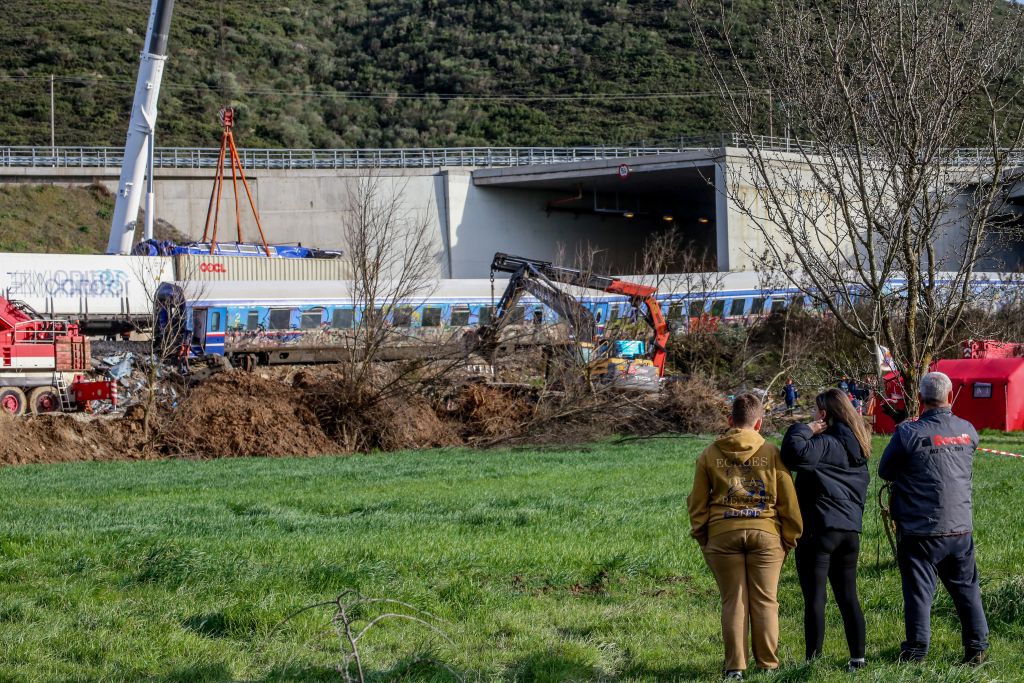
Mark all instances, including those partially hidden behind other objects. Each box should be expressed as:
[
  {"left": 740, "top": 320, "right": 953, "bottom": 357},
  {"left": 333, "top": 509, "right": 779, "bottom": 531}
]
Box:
[{"left": 816, "top": 388, "right": 872, "bottom": 459}]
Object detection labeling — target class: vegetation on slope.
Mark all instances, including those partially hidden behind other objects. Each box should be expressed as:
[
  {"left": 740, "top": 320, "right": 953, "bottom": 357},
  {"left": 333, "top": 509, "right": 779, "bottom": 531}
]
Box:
[
  {"left": 0, "top": 0, "right": 769, "bottom": 149},
  {"left": 2, "top": 438, "right": 1023, "bottom": 680},
  {"left": 0, "top": 184, "right": 113, "bottom": 253}
]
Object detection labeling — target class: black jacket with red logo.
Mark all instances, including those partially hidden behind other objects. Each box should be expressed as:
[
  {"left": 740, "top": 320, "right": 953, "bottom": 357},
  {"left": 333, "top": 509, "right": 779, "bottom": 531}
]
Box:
[{"left": 878, "top": 407, "right": 979, "bottom": 536}]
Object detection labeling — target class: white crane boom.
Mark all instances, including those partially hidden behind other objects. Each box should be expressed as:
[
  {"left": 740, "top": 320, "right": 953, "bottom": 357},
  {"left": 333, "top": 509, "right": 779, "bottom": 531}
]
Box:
[{"left": 106, "top": 0, "right": 175, "bottom": 255}]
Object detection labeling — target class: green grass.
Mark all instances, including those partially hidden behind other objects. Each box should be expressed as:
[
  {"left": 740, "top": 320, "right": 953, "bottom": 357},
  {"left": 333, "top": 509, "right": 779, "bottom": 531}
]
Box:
[{"left": 1, "top": 436, "right": 1023, "bottom": 682}]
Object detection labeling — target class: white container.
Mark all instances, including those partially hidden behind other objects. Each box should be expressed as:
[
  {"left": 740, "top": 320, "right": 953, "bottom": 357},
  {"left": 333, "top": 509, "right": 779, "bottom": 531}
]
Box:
[
  {"left": 0, "top": 253, "right": 173, "bottom": 332},
  {"left": 173, "top": 254, "right": 353, "bottom": 282}
]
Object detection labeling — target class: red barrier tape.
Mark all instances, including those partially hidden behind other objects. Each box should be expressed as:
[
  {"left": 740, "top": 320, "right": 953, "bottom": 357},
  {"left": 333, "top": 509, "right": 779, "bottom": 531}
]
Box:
[{"left": 977, "top": 447, "right": 1024, "bottom": 459}]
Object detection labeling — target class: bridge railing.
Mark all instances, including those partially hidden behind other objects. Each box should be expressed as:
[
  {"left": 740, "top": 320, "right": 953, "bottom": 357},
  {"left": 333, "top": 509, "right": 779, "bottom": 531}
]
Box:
[
  {"left": 5, "top": 139, "right": 1021, "bottom": 169},
  {"left": 0, "top": 145, "right": 690, "bottom": 170}
]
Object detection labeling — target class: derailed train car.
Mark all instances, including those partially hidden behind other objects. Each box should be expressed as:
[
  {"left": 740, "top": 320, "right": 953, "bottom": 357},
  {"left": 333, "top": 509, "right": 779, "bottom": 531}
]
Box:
[{"left": 155, "top": 273, "right": 799, "bottom": 369}]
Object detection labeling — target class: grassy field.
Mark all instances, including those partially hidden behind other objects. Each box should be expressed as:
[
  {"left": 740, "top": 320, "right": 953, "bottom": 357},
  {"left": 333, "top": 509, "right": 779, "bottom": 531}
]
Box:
[{"left": 1, "top": 435, "right": 1024, "bottom": 682}]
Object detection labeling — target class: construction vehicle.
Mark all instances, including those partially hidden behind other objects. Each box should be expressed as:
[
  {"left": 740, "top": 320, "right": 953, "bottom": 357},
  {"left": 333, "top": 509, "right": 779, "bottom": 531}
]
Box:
[
  {"left": 474, "top": 253, "right": 670, "bottom": 391},
  {"left": 0, "top": 297, "right": 116, "bottom": 415}
]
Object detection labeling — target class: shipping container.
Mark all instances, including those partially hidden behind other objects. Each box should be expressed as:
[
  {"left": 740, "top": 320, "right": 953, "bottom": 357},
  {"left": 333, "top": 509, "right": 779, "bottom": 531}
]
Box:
[
  {"left": 173, "top": 254, "right": 353, "bottom": 282},
  {"left": 0, "top": 254, "right": 173, "bottom": 335}
]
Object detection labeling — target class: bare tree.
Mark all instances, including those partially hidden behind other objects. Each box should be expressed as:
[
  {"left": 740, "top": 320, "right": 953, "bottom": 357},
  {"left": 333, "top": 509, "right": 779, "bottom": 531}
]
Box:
[
  {"left": 688, "top": 0, "right": 1024, "bottom": 413},
  {"left": 341, "top": 173, "right": 442, "bottom": 372}
]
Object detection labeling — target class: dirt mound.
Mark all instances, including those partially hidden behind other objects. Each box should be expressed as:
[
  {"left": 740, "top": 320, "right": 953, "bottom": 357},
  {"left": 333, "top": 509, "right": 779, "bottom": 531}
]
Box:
[
  {"left": 447, "top": 383, "right": 535, "bottom": 440},
  {"left": 0, "top": 412, "right": 150, "bottom": 465},
  {"left": 297, "top": 366, "right": 460, "bottom": 452},
  {"left": 159, "top": 372, "right": 338, "bottom": 458},
  {"left": 658, "top": 375, "right": 729, "bottom": 435}
]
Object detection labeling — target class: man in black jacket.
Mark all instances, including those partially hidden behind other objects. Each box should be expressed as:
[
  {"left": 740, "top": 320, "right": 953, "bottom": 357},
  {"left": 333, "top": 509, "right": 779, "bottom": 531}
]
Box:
[{"left": 878, "top": 371, "right": 989, "bottom": 665}]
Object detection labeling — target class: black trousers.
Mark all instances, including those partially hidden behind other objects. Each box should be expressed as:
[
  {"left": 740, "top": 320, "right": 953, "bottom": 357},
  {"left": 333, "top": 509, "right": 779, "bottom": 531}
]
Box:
[
  {"left": 794, "top": 529, "right": 866, "bottom": 660},
  {"left": 896, "top": 532, "right": 989, "bottom": 658}
]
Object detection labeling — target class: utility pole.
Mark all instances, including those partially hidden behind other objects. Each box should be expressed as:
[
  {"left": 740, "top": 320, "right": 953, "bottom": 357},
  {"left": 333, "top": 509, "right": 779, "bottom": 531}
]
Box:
[{"left": 49, "top": 74, "right": 55, "bottom": 157}]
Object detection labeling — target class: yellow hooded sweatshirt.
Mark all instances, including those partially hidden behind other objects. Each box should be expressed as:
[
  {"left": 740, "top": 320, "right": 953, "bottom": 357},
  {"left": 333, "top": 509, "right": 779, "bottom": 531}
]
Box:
[{"left": 688, "top": 428, "right": 803, "bottom": 550}]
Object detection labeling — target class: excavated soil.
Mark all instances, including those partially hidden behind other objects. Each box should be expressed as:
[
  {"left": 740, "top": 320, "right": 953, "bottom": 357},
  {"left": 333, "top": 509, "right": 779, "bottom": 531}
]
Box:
[
  {"left": 0, "top": 365, "right": 727, "bottom": 466},
  {"left": 159, "top": 372, "right": 339, "bottom": 458}
]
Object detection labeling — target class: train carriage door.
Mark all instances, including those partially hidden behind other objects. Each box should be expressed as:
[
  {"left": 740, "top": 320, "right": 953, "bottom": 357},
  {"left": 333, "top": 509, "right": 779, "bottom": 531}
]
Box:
[
  {"left": 191, "top": 307, "right": 208, "bottom": 352},
  {"left": 204, "top": 307, "right": 227, "bottom": 356}
]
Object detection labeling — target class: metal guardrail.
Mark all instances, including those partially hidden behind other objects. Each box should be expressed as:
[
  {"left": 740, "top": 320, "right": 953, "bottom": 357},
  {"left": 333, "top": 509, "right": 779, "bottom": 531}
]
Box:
[
  {"left": 0, "top": 145, "right": 690, "bottom": 170},
  {"left": 3, "top": 135, "right": 1021, "bottom": 169}
]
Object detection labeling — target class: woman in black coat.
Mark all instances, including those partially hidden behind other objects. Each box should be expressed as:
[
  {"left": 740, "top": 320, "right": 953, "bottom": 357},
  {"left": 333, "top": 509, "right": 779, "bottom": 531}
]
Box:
[{"left": 781, "top": 387, "right": 871, "bottom": 672}]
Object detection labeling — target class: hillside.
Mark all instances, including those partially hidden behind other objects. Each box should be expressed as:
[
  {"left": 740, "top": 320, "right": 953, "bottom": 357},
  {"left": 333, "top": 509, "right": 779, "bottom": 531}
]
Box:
[
  {"left": 0, "top": 184, "right": 186, "bottom": 254},
  {"left": 0, "top": 1, "right": 767, "bottom": 149}
]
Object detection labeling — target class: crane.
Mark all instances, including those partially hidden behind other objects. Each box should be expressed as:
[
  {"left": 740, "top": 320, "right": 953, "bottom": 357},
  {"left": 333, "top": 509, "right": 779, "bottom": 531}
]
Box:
[
  {"left": 106, "top": 0, "right": 175, "bottom": 255},
  {"left": 475, "top": 253, "right": 670, "bottom": 387}
]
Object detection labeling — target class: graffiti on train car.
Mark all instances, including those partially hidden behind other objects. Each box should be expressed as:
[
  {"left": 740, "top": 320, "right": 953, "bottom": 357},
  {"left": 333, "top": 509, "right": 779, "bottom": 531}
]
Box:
[{"left": 5, "top": 269, "right": 129, "bottom": 297}]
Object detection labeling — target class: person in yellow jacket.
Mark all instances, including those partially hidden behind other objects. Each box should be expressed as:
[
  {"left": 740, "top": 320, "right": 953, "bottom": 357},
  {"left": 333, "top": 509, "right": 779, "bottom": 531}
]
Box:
[{"left": 688, "top": 393, "right": 803, "bottom": 680}]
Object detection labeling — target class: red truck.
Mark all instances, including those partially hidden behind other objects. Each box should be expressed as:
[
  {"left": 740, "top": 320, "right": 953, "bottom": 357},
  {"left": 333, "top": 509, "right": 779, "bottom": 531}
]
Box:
[{"left": 0, "top": 297, "right": 116, "bottom": 415}]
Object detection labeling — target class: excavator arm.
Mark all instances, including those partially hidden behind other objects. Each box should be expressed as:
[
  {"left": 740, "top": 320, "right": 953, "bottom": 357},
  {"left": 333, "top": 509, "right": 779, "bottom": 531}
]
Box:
[
  {"left": 475, "top": 258, "right": 597, "bottom": 354},
  {"left": 482, "top": 253, "right": 670, "bottom": 376}
]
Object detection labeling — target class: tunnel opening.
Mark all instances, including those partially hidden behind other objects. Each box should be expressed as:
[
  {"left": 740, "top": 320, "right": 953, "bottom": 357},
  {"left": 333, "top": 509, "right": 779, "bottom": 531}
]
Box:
[{"left": 466, "top": 164, "right": 720, "bottom": 276}]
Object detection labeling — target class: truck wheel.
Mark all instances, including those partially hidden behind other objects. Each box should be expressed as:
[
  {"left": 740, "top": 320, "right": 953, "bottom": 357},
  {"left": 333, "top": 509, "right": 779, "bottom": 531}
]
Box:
[
  {"left": 29, "top": 386, "right": 61, "bottom": 415},
  {"left": 0, "top": 387, "right": 27, "bottom": 416}
]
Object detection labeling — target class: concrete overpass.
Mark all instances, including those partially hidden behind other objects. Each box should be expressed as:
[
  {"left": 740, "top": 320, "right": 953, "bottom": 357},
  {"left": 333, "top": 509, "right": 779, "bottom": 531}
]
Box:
[{"left": 2, "top": 142, "right": 1022, "bottom": 276}]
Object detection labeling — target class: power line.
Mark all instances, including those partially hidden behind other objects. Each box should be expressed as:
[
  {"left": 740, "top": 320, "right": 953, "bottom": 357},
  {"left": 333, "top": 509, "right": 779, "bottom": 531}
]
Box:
[{"left": 0, "top": 74, "right": 764, "bottom": 102}]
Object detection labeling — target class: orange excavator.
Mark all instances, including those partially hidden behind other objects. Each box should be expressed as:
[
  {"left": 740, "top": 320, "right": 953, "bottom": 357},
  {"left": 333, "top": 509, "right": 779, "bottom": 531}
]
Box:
[{"left": 474, "top": 253, "right": 670, "bottom": 389}]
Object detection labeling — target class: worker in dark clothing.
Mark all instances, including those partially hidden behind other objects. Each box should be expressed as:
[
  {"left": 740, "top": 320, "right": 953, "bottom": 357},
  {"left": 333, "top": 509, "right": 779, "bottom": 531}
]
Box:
[
  {"left": 781, "top": 388, "right": 871, "bottom": 672},
  {"left": 783, "top": 378, "right": 799, "bottom": 414},
  {"left": 878, "top": 371, "right": 988, "bottom": 665}
]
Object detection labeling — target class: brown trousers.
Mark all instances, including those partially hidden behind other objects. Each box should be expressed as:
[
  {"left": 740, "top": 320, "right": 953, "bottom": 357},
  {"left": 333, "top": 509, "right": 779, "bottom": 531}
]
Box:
[{"left": 702, "top": 528, "right": 786, "bottom": 671}]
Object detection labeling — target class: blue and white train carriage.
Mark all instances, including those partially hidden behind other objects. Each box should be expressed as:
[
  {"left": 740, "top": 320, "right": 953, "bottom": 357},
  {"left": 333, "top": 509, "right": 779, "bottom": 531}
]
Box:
[{"left": 156, "top": 273, "right": 809, "bottom": 368}]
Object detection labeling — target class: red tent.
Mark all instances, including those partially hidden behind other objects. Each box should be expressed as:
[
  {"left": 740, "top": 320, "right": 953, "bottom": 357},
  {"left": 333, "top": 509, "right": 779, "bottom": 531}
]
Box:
[{"left": 934, "top": 357, "right": 1024, "bottom": 432}]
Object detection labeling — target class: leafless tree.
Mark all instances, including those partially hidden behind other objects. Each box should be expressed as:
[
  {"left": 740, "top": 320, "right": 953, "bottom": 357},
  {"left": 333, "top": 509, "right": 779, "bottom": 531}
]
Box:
[
  {"left": 341, "top": 173, "right": 442, "bottom": 379},
  {"left": 687, "top": 0, "right": 1024, "bottom": 413}
]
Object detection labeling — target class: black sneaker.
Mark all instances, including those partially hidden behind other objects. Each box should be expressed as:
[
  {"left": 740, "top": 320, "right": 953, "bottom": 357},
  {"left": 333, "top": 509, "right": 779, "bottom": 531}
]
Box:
[
  {"left": 962, "top": 650, "right": 987, "bottom": 666},
  {"left": 846, "top": 658, "right": 867, "bottom": 673},
  {"left": 724, "top": 671, "right": 744, "bottom": 681},
  {"left": 898, "top": 651, "right": 925, "bottom": 664}
]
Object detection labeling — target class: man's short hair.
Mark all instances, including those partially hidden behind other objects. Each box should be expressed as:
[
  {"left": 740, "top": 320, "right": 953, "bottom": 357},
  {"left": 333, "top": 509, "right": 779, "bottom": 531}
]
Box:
[
  {"left": 920, "top": 371, "right": 953, "bottom": 405},
  {"left": 731, "top": 393, "right": 764, "bottom": 427}
]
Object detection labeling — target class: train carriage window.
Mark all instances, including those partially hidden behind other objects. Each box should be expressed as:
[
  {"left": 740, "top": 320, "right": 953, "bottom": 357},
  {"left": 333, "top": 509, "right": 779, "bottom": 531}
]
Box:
[
  {"left": 729, "top": 299, "right": 746, "bottom": 317},
  {"left": 608, "top": 305, "right": 620, "bottom": 321},
  {"left": 332, "top": 308, "right": 355, "bottom": 329},
  {"left": 393, "top": 307, "right": 414, "bottom": 327},
  {"left": 478, "top": 306, "right": 493, "bottom": 325},
  {"left": 246, "top": 311, "right": 260, "bottom": 331},
  {"left": 210, "top": 311, "right": 222, "bottom": 331},
  {"left": 269, "top": 309, "right": 291, "bottom": 330},
  {"left": 750, "top": 297, "right": 766, "bottom": 314},
  {"left": 422, "top": 307, "right": 442, "bottom": 327},
  {"left": 689, "top": 301, "right": 705, "bottom": 317},
  {"left": 668, "top": 303, "right": 685, "bottom": 321},
  {"left": 450, "top": 306, "right": 470, "bottom": 327},
  {"left": 300, "top": 310, "right": 323, "bottom": 330},
  {"left": 710, "top": 299, "right": 725, "bottom": 317},
  {"left": 532, "top": 309, "right": 543, "bottom": 325}
]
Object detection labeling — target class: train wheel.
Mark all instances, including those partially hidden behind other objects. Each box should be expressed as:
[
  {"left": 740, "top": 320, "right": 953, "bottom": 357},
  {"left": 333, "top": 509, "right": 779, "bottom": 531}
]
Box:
[
  {"left": 0, "top": 387, "right": 27, "bottom": 416},
  {"left": 29, "top": 386, "right": 61, "bottom": 415}
]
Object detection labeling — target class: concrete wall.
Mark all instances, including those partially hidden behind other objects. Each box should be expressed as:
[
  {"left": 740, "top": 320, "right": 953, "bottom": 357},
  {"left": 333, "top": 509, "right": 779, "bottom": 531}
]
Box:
[
  {"left": 446, "top": 172, "right": 672, "bottom": 277},
  {"left": 1, "top": 165, "right": 452, "bottom": 277},
  {"left": 5, "top": 154, "right": 1017, "bottom": 277}
]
